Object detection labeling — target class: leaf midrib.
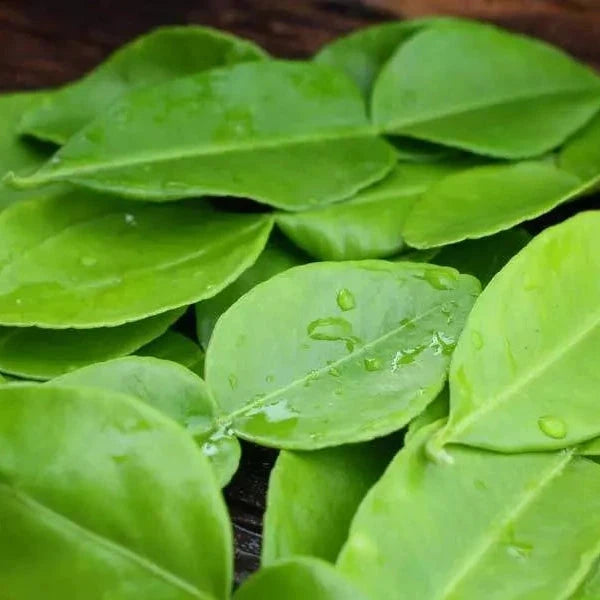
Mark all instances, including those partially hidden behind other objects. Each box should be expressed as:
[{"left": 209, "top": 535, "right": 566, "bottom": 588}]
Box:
[
  {"left": 449, "top": 304, "right": 600, "bottom": 442},
  {"left": 0, "top": 482, "right": 208, "bottom": 599},
  {"left": 0, "top": 213, "right": 267, "bottom": 297},
  {"left": 438, "top": 450, "right": 573, "bottom": 599},
  {"left": 383, "top": 87, "right": 600, "bottom": 131},
  {"left": 23, "top": 129, "right": 377, "bottom": 183},
  {"left": 218, "top": 301, "right": 447, "bottom": 424}
]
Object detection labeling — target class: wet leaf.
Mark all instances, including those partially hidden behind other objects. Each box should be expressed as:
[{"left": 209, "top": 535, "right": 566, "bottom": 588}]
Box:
[
  {"left": 19, "top": 26, "right": 267, "bottom": 145},
  {"left": 0, "top": 191, "right": 272, "bottom": 327},
  {"left": 338, "top": 423, "right": 600, "bottom": 600},
  {"left": 9, "top": 61, "right": 396, "bottom": 211},
  {"left": 431, "top": 212, "right": 600, "bottom": 453},
  {"left": 206, "top": 261, "right": 479, "bottom": 449}
]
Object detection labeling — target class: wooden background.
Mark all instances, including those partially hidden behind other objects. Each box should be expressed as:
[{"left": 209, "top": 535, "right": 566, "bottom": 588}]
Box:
[{"left": 1, "top": 0, "right": 599, "bottom": 583}]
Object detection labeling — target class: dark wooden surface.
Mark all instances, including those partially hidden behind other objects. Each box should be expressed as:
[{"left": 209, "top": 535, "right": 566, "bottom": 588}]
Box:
[{"left": 2, "top": 0, "right": 599, "bottom": 583}]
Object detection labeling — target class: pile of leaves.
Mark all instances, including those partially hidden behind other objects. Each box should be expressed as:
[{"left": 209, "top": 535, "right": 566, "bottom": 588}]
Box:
[{"left": 1, "top": 16, "right": 599, "bottom": 599}]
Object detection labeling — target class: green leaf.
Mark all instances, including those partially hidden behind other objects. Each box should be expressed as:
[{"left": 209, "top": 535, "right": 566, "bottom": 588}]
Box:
[
  {"left": 337, "top": 422, "right": 600, "bottom": 600},
  {"left": 0, "top": 191, "right": 272, "bottom": 327},
  {"left": 372, "top": 22, "right": 600, "bottom": 158},
  {"left": 408, "top": 228, "right": 532, "bottom": 287},
  {"left": 0, "top": 308, "right": 183, "bottom": 380},
  {"left": 402, "top": 161, "right": 584, "bottom": 248},
  {"left": 431, "top": 211, "right": 600, "bottom": 454},
  {"left": 18, "top": 26, "right": 267, "bottom": 145},
  {"left": 137, "top": 330, "right": 205, "bottom": 374},
  {"left": 53, "top": 357, "right": 241, "bottom": 487},
  {"left": 195, "top": 239, "right": 305, "bottom": 350},
  {"left": 560, "top": 112, "right": 600, "bottom": 185},
  {"left": 276, "top": 162, "right": 464, "bottom": 261},
  {"left": 205, "top": 261, "right": 479, "bottom": 449},
  {"left": 233, "top": 557, "right": 368, "bottom": 600},
  {"left": 314, "top": 21, "right": 424, "bottom": 99},
  {"left": 404, "top": 386, "right": 449, "bottom": 444},
  {"left": 262, "top": 437, "right": 398, "bottom": 565},
  {"left": 0, "top": 383, "right": 232, "bottom": 599},
  {"left": 0, "top": 92, "right": 65, "bottom": 210},
  {"left": 572, "top": 562, "right": 600, "bottom": 600},
  {"left": 9, "top": 61, "right": 396, "bottom": 211}
]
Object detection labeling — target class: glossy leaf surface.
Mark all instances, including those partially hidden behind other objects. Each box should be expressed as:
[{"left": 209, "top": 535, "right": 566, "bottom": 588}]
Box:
[
  {"left": 195, "top": 240, "right": 304, "bottom": 350},
  {"left": 18, "top": 26, "right": 267, "bottom": 145},
  {"left": 137, "top": 330, "right": 205, "bottom": 374},
  {"left": 0, "top": 192, "right": 272, "bottom": 327},
  {"left": 559, "top": 112, "right": 600, "bottom": 184},
  {"left": 373, "top": 23, "right": 600, "bottom": 158},
  {"left": 10, "top": 61, "right": 396, "bottom": 211},
  {"left": 276, "top": 162, "right": 464, "bottom": 261},
  {"left": 432, "top": 212, "right": 600, "bottom": 453},
  {"left": 403, "top": 161, "right": 583, "bottom": 248},
  {"left": 0, "top": 92, "right": 63, "bottom": 210},
  {"left": 262, "top": 437, "right": 397, "bottom": 565},
  {"left": 338, "top": 423, "right": 600, "bottom": 600},
  {"left": 314, "top": 21, "right": 423, "bottom": 98},
  {"left": 0, "top": 308, "right": 182, "bottom": 380},
  {"left": 0, "top": 383, "right": 232, "bottom": 599},
  {"left": 404, "top": 386, "right": 449, "bottom": 443},
  {"left": 54, "top": 357, "right": 240, "bottom": 487},
  {"left": 206, "top": 261, "right": 479, "bottom": 449},
  {"left": 234, "top": 557, "right": 367, "bottom": 600}
]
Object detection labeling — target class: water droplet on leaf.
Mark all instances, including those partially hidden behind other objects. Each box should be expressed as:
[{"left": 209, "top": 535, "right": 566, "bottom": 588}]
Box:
[
  {"left": 364, "top": 357, "right": 382, "bottom": 371},
  {"left": 538, "top": 415, "right": 567, "bottom": 439},
  {"left": 336, "top": 288, "right": 356, "bottom": 311}
]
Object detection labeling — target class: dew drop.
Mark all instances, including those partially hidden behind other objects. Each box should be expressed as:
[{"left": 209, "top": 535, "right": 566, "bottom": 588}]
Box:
[
  {"left": 307, "top": 317, "right": 361, "bottom": 351},
  {"left": 15, "top": 298, "right": 22, "bottom": 305},
  {"left": 124, "top": 213, "right": 137, "bottom": 226},
  {"left": 392, "top": 344, "right": 426, "bottom": 370},
  {"left": 430, "top": 331, "right": 456, "bottom": 356},
  {"left": 471, "top": 330, "right": 484, "bottom": 350},
  {"left": 336, "top": 288, "right": 356, "bottom": 311},
  {"left": 417, "top": 268, "right": 457, "bottom": 291},
  {"left": 537, "top": 415, "right": 567, "bottom": 439},
  {"left": 364, "top": 357, "right": 382, "bottom": 372},
  {"left": 328, "top": 366, "right": 341, "bottom": 377},
  {"left": 203, "top": 442, "right": 218, "bottom": 457}
]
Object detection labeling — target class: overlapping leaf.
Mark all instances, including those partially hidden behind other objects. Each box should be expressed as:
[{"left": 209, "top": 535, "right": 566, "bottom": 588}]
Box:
[
  {"left": 54, "top": 357, "right": 240, "bottom": 486},
  {"left": 338, "top": 423, "right": 600, "bottom": 600},
  {"left": 0, "top": 308, "right": 182, "bottom": 380},
  {"left": 234, "top": 557, "right": 367, "bottom": 600},
  {"left": 262, "top": 437, "right": 397, "bottom": 565},
  {"left": 9, "top": 61, "right": 396, "bottom": 210},
  {"left": 206, "top": 261, "right": 479, "bottom": 449},
  {"left": 405, "top": 228, "right": 532, "bottom": 286},
  {"left": 402, "top": 161, "right": 585, "bottom": 248},
  {"left": 0, "top": 191, "right": 272, "bottom": 327},
  {"left": 18, "top": 26, "right": 267, "bottom": 145},
  {"left": 137, "top": 330, "right": 204, "bottom": 374},
  {"left": 0, "top": 383, "right": 232, "bottom": 599},
  {"left": 373, "top": 22, "right": 600, "bottom": 158},
  {"left": 195, "top": 239, "right": 304, "bottom": 350},
  {"left": 431, "top": 211, "right": 600, "bottom": 454},
  {"left": 276, "top": 161, "right": 466, "bottom": 261}
]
